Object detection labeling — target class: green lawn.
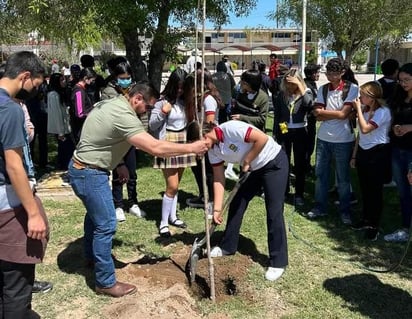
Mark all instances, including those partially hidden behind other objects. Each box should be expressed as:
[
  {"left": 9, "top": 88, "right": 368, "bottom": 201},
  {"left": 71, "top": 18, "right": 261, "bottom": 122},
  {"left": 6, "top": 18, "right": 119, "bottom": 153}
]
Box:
[{"left": 32, "top": 117, "right": 412, "bottom": 318}]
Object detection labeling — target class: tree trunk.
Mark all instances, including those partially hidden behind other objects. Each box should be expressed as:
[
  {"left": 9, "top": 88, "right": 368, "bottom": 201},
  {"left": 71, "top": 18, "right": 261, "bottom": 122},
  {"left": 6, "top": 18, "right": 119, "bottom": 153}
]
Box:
[
  {"left": 122, "top": 30, "right": 148, "bottom": 82},
  {"left": 148, "top": 8, "right": 170, "bottom": 92}
]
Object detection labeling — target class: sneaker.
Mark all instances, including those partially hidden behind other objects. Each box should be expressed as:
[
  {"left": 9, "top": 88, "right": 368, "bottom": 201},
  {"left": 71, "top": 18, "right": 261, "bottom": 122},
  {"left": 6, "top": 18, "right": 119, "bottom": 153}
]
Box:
[
  {"left": 306, "top": 207, "right": 327, "bottom": 219},
  {"left": 61, "top": 173, "right": 70, "bottom": 186},
  {"left": 384, "top": 181, "right": 397, "bottom": 188},
  {"left": 210, "top": 246, "right": 223, "bottom": 257},
  {"left": 115, "top": 207, "right": 126, "bottom": 222},
  {"left": 32, "top": 281, "right": 53, "bottom": 293},
  {"left": 351, "top": 220, "right": 369, "bottom": 230},
  {"left": 294, "top": 196, "right": 304, "bottom": 207},
  {"left": 334, "top": 193, "right": 358, "bottom": 206},
  {"left": 129, "top": 204, "right": 146, "bottom": 218},
  {"left": 340, "top": 213, "right": 352, "bottom": 225},
  {"left": 365, "top": 228, "right": 379, "bottom": 241},
  {"left": 186, "top": 196, "right": 205, "bottom": 208},
  {"left": 225, "top": 169, "right": 239, "bottom": 181},
  {"left": 384, "top": 229, "right": 409, "bottom": 242},
  {"left": 265, "top": 267, "right": 285, "bottom": 281}
]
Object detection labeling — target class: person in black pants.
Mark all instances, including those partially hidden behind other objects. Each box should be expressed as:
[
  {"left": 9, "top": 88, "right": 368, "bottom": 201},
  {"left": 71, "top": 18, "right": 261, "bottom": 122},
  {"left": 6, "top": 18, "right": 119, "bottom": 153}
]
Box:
[
  {"left": 303, "top": 64, "right": 321, "bottom": 173},
  {"left": 273, "top": 68, "right": 313, "bottom": 206},
  {"left": 26, "top": 81, "right": 49, "bottom": 169}
]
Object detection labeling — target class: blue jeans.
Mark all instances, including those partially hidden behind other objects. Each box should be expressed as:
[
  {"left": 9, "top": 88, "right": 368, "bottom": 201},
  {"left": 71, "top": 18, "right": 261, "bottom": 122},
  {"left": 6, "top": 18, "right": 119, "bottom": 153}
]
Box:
[
  {"left": 314, "top": 139, "right": 354, "bottom": 216},
  {"left": 68, "top": 160, "right": 117, "bottom": 288},
  {"left": 391, "top": 147, "right": 412, "bottom": 228}
]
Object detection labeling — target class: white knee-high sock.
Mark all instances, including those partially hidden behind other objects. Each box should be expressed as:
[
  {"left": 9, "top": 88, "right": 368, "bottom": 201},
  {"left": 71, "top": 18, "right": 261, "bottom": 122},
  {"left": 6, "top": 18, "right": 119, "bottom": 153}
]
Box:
[
  {"left": 161, "top": 194, "right": 174, "bottom": 228},
  {"left": 169, "top": 194, "right": 178, "bottom": 222}
]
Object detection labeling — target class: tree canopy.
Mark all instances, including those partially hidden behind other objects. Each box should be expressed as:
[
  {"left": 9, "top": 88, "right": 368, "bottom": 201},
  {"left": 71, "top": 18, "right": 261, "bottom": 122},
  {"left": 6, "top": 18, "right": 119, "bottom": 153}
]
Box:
[
  {"left": 2, "top": 0, "right": 256, "bottom": 88},
  {"left": 271, "top": 0, "right": 412, "bottom": 63}
]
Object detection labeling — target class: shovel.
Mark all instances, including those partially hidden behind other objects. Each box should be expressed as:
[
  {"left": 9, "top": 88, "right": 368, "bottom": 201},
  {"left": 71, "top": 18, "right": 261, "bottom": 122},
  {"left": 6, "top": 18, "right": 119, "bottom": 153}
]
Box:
[{"left": 186, "top": 171, "right": 250, "bottom": 284}]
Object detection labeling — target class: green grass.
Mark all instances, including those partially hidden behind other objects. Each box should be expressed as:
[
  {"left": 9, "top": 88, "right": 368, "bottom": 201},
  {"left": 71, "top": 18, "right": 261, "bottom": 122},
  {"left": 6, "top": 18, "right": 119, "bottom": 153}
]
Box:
[{"left": 32, "top": 117, "right": 412, "bottom": 318}]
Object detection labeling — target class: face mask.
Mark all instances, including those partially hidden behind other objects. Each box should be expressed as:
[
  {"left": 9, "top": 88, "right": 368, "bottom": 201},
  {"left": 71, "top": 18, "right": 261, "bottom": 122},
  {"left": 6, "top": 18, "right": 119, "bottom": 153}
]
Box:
[
  {"left": 247, "top": 92, "right": 256, "bottom": 100},
  {"left": 117, "top": 78, "right": 132, "bottom": 89},
  {"left": 15, "top": 87, "right": 38, "bottom": 101}
]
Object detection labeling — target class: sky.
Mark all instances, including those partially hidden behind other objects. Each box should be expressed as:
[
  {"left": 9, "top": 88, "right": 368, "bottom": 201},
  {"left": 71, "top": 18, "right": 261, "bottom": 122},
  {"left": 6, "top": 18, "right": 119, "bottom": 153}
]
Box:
[{"left": 207, "top": 0, "right": 278, "bottom": 29}]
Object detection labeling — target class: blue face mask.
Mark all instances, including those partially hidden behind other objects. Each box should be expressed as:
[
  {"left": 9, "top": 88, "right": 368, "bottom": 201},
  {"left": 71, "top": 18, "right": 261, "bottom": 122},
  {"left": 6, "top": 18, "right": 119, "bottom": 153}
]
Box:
[{"left": 117, "top": 78, "right": 132, "bottom": 89}]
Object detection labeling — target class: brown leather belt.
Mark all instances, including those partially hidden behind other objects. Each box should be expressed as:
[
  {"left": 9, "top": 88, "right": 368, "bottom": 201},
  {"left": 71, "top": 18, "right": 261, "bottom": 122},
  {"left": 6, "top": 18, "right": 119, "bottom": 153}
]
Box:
[{"left": 72, "top": 157, "right": 108, "bottom": 173}]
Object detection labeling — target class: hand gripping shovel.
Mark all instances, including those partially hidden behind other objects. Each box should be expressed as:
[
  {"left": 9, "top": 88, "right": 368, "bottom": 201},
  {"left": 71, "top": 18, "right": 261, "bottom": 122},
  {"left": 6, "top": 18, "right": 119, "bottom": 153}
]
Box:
[{"left": 186, "top": 171, "right": 250, "bottom": 284}]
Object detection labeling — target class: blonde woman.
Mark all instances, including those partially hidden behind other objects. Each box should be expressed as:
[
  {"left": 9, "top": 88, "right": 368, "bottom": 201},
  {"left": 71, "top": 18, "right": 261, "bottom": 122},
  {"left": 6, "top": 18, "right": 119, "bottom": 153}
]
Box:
[
  {"left": 273, "top": 68, "right": 313, "bottom": 206},
  {"left": 350, "top": 81, "right": 391, "bottom": 240}
]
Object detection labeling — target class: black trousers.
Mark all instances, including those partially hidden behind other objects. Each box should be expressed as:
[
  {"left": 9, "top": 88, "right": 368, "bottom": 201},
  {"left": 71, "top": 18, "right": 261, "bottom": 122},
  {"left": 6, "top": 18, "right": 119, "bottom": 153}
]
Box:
[
  {"left": 191, "top": 154, "right": 214, "bottom": 201},
  {"left": 278, "top": 127, "right": 308, "bottom": 197},
  {"left": 30, "top": 112, "right": 48, "bottom": 168},
  {"left": 112, "top": 147, "right": 138, "bottom": 208},
  {"left": 0, "top": 260, "right": 35, "bottom": 319},
  {"left": 356, "top": 144, "right": 391, "bottom": 228},
  {"left": 219, "top": 149, "right": 289, "bottom": 268},
  {"left": 56, "top": 134, "right": 75, "bottom": 171}
]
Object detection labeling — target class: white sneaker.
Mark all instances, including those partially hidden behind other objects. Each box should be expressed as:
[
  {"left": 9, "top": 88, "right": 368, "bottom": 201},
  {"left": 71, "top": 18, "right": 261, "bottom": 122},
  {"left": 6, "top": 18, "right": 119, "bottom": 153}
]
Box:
[
  {"left": 265, "top": 267, "right": 285, "bottom": 281},
  {"left": 129, "top": 204, "right": 146, "bottom": 218},
  {"left": 210, "top": 246, "right": 223, "bottom": 257},
  {"left": 384, "top": 229, "right": 409, "bottom": 242},
  {"left": 115, "top": 208, "right": 126, "bottom": 222},
  {"left": 224, "top": 169, "right": 239, "bottom": 181}
]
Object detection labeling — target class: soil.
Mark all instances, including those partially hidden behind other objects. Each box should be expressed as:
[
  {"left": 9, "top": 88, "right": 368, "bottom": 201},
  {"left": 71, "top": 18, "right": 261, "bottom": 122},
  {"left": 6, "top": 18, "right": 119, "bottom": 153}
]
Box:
[
  {"left": 104, "top": 244, "right": 263, "bottom": 319},
  {"left": 37, "top": 174, "right": 287, "bottom": 318}
]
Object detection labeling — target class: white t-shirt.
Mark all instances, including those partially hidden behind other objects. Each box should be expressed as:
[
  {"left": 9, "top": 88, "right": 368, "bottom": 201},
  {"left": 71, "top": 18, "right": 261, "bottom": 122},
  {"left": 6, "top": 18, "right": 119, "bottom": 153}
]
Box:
[
  {"left": 358, "top": 106, "right": 391, "bottom": 150},
  {"left": 208, "top": 120, "right": 280, "bottom": 171},
  {"left": 316, "top": 81, "right": 359, "bottom": 143},
  {"left": 165, "top": 99, "right": 186, "bottom": 131},
  {"left": 198, "top": 94, "right": 218, "bottom": 123}
]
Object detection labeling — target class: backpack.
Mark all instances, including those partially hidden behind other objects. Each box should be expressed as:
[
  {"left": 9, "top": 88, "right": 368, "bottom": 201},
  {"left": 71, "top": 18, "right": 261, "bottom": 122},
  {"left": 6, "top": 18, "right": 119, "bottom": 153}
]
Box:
[{"left": 321, "top": 80, "right": 351, "bottom": 104}]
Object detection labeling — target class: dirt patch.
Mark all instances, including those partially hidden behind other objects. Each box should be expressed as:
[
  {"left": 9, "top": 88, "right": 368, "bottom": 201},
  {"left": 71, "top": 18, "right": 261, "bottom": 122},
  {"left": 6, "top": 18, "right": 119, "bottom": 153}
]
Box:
[{"left": 103, "top": 245, "right": 260, "bottom": 318}]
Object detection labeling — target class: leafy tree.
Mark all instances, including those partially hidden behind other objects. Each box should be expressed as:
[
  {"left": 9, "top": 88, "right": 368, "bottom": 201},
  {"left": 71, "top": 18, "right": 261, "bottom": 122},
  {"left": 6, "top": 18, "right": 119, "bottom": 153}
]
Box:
[
  {"left": 21, "top": 0, "right": 256, "bottom": 89},
  {"left": 352, "top": 50, "right": 367, "bottom": 70},
  {"left": 271, "top": 0, "right": 412, "bottom": 63}
]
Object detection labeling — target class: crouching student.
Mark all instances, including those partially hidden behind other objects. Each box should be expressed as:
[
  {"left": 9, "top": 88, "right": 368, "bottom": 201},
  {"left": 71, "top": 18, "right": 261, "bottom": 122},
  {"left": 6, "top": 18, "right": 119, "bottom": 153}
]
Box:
[{"left": 203, "top": 120, "right": 289, "bottom": 281}]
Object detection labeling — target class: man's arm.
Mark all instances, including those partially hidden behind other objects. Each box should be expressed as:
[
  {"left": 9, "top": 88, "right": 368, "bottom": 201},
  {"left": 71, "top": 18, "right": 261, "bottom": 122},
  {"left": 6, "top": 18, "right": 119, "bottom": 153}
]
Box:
[
  {"left": 5, "top": 148, "right": 47, "bottom": 240},
  {"left": 127, "top": 131, "right": 207, "bottom": 157}
]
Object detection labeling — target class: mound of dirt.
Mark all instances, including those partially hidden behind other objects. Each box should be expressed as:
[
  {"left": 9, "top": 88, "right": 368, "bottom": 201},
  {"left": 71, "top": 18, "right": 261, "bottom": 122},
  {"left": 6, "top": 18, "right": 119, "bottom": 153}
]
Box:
[{"left": 104, "top": 245, "right": 256, "bottom": 318}]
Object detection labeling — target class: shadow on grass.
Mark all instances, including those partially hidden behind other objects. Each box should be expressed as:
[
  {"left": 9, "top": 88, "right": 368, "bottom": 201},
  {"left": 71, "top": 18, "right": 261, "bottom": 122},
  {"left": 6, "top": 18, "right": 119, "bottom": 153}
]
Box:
[
  {"left": 324, "top": 273, "right": 412, "bottom": 318},
  {"left": 57, "top": 238, "right": 95, "bottom": 290},
  {"left": 57, "top": 237, "right": 129, "bottom": 291}
]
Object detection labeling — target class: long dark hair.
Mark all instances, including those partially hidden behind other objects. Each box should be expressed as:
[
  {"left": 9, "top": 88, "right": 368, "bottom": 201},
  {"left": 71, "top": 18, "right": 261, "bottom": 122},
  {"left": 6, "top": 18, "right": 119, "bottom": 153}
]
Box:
[
  {"left": 391, "top": 63, "right": 412, "bottom": 112},
  {"left": 161, "top": 68, "right": 187, "bottom": 104},
  {"left": 184, "top": 70, "right": 223, "bottom": 123},
  {"left": 49, "top": 73, "right": 66, "bottom": 103}
]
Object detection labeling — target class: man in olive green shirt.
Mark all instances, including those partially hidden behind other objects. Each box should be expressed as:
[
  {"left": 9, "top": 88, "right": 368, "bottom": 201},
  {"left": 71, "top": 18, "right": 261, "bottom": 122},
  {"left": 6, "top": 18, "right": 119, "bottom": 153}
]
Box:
[{"left": 69, "top": 82, "right": 207, "bottom": 298}]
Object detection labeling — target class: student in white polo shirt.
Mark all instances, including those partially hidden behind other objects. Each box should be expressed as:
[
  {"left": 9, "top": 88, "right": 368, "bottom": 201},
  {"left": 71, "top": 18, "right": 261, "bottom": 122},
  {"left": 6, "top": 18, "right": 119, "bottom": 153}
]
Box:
[
  {"left": 350, "top": 82, "right": 391, "bottom": 241},
  {"left": 202, "top": 120, "right": 289, "bottom": 281}
]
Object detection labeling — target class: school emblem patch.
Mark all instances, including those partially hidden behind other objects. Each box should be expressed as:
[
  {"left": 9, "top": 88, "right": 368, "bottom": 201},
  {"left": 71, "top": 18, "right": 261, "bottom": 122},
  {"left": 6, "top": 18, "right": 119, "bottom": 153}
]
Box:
[{"left": 229, "top": 144, "right": 238, "bottom": 152}]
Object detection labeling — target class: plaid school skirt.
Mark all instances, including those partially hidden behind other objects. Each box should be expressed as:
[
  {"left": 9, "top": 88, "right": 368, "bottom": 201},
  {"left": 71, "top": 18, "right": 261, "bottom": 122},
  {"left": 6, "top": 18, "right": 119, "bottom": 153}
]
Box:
[{"left": 153, "top": 129, "right": 197, "bottom": 169}]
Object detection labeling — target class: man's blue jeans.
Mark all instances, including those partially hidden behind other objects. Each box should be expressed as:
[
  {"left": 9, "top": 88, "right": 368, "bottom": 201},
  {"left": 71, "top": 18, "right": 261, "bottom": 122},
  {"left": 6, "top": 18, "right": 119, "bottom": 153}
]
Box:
[
  {"left": 391, "top": 147, "right": 412, "bottom": 229},
  {"left": 68, "top": 160, "right": 117, "bottom": 288},
  {"left": 314, "top": 139, "right": 354, "bottom": 216}
]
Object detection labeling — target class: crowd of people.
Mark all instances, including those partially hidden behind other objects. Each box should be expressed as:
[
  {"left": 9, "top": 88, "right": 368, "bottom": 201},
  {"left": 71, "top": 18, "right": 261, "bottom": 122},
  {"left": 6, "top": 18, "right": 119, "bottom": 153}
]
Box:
[{"left": 0, "top": 49, "right": 411, "bottom": 317}]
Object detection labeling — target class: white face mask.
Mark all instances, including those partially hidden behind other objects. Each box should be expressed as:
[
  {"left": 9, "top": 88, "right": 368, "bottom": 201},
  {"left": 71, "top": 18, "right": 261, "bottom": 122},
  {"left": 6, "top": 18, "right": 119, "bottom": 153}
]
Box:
[{"left": 247, "top": 92, "right": 256, "bottom": 100}]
